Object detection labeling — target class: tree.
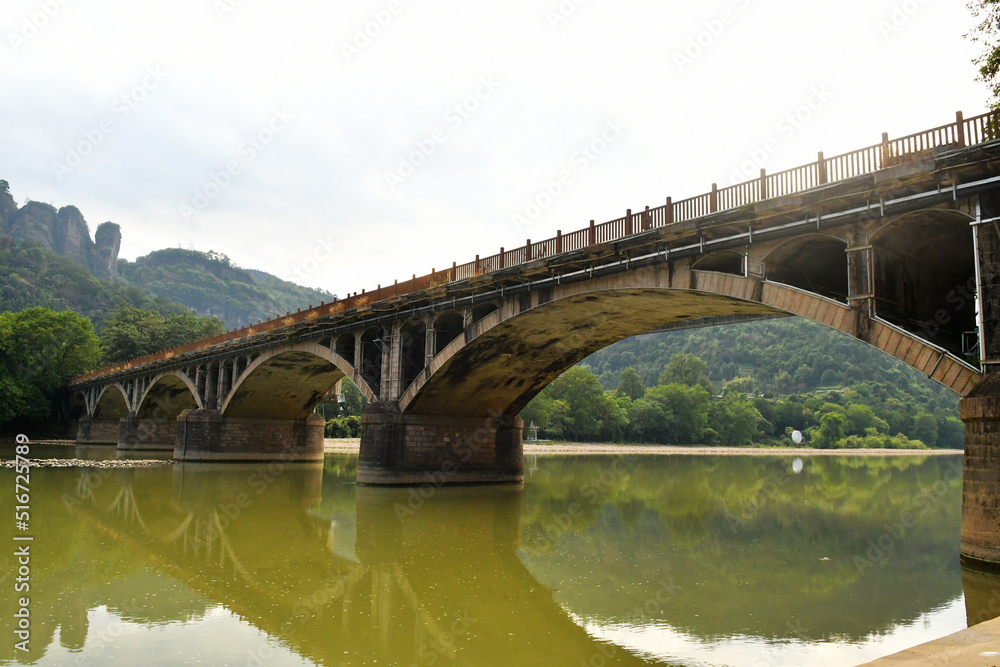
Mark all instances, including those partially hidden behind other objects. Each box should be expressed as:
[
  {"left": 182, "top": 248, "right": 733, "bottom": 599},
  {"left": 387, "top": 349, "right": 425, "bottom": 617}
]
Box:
[
  {"left": 627, "top": 397, "right": 672, "bottom": 443},
  {"left": 615, "top": 366, "right": 645, "bottom": 400},
  {"left": 0, "top": 307, "right": 99, "bottom": 428},
  {"left": 812, "top": 412, "right": 846, "bottom": 449},
  {"left": 640, "top": 383, "right": 710, "bottom": 444},
  {"left": 100, "top": 304, "right": 225, "bottom": 364},
  {"left": 968, "top": 1, "right": 1000, "bottom": 107},
  {"left": 843, "top": 404, "right": 889, "bottom": 437},
  {"left": 722, "top": 376, "right": 754, "bottom": 397},
  {"left": 658, "top": 353, "right": 713, "bottom": 391},
  {"left": 912, "top": 413, "right": 939, "bottom": 448},
  {"left": 938, "top": 416, "right": 965, "bottom": 449},
  {"left": 711, "top": 398, "right": 763, "bottom": 446}
]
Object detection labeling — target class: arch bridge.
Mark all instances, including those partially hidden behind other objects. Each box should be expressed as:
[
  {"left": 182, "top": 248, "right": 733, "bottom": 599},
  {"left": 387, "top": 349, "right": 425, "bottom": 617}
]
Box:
[{"left": 70, "top": 109, "right": 1000, "bottom": 567}]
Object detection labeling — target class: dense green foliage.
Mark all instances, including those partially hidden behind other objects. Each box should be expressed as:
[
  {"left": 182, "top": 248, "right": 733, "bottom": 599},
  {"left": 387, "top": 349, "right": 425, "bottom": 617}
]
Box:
[
  {"left": 969, "top": 0, "right": 1000, "bottom": 107},
  {"left": 583, "top": 318, "right": 959, "bottom": 421},
  {"left": 0, "top": 238, "right": 191, "bottom": 330},
  {"left": 118, "top": 249, "right": 334, "bottom": 328},
  {"left": 522, "top": 320, "right": 964, "bottom": 449},
  {"left": 98, "top": 304, "right": 226, "bottom": 364},
  {"left": 0, "top": 307, "right": 99, "bottom": 431},
  {"left": 325, "top": 415, "right": 361, "bottom": 438}
]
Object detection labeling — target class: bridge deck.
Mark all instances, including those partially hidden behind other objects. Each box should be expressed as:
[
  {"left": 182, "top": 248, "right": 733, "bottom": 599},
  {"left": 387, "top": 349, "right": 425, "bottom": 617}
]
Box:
[{"left": 72, "top": 109, "right": 1000, "bottom": 385}]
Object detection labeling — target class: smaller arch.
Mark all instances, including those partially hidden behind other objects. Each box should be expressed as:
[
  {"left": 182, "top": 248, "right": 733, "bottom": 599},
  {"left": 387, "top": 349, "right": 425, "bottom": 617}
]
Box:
[
  {"left": 764, "top": 234, "right": 848, "bottom": 302},
  {"left": 221, "top": 342, "right": 378, "bottom": 418},
  {"left": 399, "top": 319, "right": 427, "bottom": 393},
  {"left": 434, "top": 310, "right": 465, "bottom": 356},
  {"left": 693, "top": 251, "right": 746, "bottom": 276},
  {"left": 93, "top": 384, "right": 130, "bottom": 419},
  {"left": 136, "top": 372, "right": 202, "bottom": 420},
  {"left": 471, "top": 302, "right": 499, "bottom": 326},
  {"left": 335, "top": 333, "right": 356, "bottom": 364}
]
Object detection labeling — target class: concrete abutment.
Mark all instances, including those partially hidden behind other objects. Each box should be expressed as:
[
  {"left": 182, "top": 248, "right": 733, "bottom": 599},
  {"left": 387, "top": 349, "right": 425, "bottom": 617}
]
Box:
[
  {"left": 173, "top": 409, "right": 324, "bottom": 462},
  {"left": 960, "top": 386, "right": 1000, "bottom": 567},
  {"left": 118, "top": 413, "right": 176, "bottom": 451},
  {"left": 357, "top": 403, "right": 524, "bottom": 485},
  {"left": 75, "top": 416, "right": 120, "bottom": 444}
]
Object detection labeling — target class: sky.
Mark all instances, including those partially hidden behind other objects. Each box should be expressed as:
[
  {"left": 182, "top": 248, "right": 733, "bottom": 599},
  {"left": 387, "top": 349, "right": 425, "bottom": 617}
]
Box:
[{"left": 0, "top": 0, "right": 989, "bottom": 296}]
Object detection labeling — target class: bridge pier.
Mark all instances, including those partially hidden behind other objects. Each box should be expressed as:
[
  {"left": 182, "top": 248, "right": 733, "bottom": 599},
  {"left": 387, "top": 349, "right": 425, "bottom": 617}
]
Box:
[
  {"left": 960, "top": 384, "right": 1000, "bottom": 567},
  {"left": 357, "top": 404, "right": 524, "bottom": 485},
  {"left": 173, "top": 409, "right": 324, "bottom": 462},
  {"left": 75, "top": 416, "right": 121, "bottom": 445},
  {"left": 118, "top": 413, "right": 176, "bottom": 451}
]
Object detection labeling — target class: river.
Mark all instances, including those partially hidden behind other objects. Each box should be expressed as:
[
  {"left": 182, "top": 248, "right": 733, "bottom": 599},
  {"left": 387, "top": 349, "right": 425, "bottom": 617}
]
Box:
[{"left": 1, "top": 447, "right": 996, "bottom": 666}]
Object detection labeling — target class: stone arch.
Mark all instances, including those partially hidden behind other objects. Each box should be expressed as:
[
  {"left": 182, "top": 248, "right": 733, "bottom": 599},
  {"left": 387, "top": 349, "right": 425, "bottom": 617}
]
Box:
[
  {"left": 136, "top": 371, "right": 202, "bottom": 419},
  {"left": 399, "top": 319, "right": 427, "bottom": 394},
  {"left": 434, "top": 310, "right": 465, "bottom": 356},
  {"left": 398, "top": 266, "right": 980, "bottom": 416},
  {"left": 221, "top": 342, "right": 377, "bottom": 419},
  {"left": 692, "top": 250, "right": 746, "bottom": 276},
  {"left": 869, "top": 208, "right": 976, "bottom": 356},
  {"left": 93, "top": 384, "right": 130, "bottom": 419},
  {"left": 763, "top": 234, "right": 849, "bottom": 302}
]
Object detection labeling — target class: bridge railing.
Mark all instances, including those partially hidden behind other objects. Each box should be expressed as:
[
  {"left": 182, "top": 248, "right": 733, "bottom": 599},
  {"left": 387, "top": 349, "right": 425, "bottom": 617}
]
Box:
[{"left": 72, "top": 108, "right": 1000, "bottom": 384}]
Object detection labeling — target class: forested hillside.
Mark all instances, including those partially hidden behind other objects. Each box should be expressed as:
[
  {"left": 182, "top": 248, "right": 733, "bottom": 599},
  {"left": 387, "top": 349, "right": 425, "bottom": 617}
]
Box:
[
  {"left": 584, "top": 318, "right": 958, "bottom": 412},
  {"left": 516, "top": 318, "right": 964, "bottom": 448},
  {"left": 118, "top": 249, "right": 334, "bottom": 328}
]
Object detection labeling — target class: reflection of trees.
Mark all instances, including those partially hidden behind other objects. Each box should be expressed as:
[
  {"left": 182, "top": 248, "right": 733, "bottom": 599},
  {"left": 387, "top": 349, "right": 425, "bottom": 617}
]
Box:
[
  {"left": 519, "top": 455, "right": 964, "bottom": 642},
  {"left": 2, "top": 460, "right": 656, "bottom": 666}
]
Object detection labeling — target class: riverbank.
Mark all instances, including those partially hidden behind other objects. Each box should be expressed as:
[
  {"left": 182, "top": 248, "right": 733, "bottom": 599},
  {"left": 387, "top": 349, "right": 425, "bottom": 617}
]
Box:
[
  {"left": 860, "top": 614, "right": 1000, "bottom": 666},
  {"left": 322, "top": 439, "right": 961, "bottom": 456}
]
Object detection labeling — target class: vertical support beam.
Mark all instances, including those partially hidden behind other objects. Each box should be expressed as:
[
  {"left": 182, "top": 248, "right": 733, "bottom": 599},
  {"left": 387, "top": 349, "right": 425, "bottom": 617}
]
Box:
[
  {"left": 957, "top": 110, "right": 966, "bottom": 148},
  {"left": 817, "top": 151, "right": 828, "bottom": 184},
  {"left": 588, "top": 220, "right": 596, "bottom": 245},
  {"left": 380, "top": 321, "right": 402, "bottom": 402},
  {"left": 424, "top": 314, "right": 435, "bottom": 371},
  {"left": 499, "top": 248, "right": 505, "bottom": 269},
  {"left": 204, "top": 362, "right": 218, "bottom": 410},
  {"left": 882, "top": 131, "right": 891, "bottom": 166},
  {"left": 710, "top": 184, "right": 718, "bottom": 213},
  {"left": 556, "top": 230, "right": 562, "bottom": 254},
  {"left": 525, "top": 239, "right": 531, "bottom": 261},
  {"left": 846, "top": 234, "right": 875, "bottom": 341},
  {"left": 625, "top": 209, "right": 632, "bottom": 236},
  {"left": 354, "top": 331, "right": 363, "bottom": 371},
  {"left": 759, "top": 168, "right": 768, "bottom": 200},
  {"left": 665, "top": 197, "right": 673, "bottom": 225}
]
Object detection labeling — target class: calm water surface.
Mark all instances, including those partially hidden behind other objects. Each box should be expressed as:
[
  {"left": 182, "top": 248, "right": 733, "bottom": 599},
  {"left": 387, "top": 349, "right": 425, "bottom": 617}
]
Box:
[{"left": 1, "top": 447, "right": 995, "bottom": 666}]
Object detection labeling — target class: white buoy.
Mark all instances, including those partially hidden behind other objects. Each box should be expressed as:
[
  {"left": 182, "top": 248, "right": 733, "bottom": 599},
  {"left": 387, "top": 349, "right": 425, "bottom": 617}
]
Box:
[{"left": 792, "top": 430, "right": 803, "bottom": 444}]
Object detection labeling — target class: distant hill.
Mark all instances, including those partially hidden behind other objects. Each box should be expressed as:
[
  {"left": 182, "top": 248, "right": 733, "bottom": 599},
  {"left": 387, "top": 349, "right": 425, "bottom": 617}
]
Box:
[
  {"left": 0, "top": 180, "right": 334, "bottom": 329},
  {"left": 118, "top": 249, "right": 334, "bottom": 328},
  {"left": 583, "top": 317, "right": 960, "bottom": 417}
]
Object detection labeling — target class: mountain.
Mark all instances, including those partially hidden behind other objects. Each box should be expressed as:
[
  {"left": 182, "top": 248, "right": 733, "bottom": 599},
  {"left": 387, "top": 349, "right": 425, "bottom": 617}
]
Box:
[
  {"left": 0, "top": 180, "right": 334, "bottom": 329},
  {"left": 117, "top": 249, "right": 334, "bottom": 328},
  {"left": 0, "top": 180, "right": 120, "bottom": 279}
]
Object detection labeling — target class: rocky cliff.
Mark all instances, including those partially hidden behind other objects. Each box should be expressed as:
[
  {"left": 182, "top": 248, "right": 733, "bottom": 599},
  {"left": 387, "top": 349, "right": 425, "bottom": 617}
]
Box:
[{"left": 0, "top": 183, "right": 120, "bottom": 278}]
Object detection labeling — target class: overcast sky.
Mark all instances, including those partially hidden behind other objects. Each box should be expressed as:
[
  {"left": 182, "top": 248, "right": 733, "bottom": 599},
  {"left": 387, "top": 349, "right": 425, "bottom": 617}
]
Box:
[{"left": 0, "top": 0, "right": 988, "bottom": 296}]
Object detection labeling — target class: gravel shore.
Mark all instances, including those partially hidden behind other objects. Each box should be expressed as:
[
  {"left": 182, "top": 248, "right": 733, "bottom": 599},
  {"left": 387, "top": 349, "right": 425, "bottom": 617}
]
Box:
[{"left": 322, "top": 439, "right": 960, "bottom": 456}]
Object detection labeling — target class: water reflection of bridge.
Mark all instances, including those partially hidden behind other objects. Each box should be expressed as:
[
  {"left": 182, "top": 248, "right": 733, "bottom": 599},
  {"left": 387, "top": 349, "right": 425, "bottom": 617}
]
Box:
[
  {"left": 8, "top": 455, "right": 1000, "bottom": 666},
  {"left": 62, "top": 463, "right": 649, "bottom": 666}
]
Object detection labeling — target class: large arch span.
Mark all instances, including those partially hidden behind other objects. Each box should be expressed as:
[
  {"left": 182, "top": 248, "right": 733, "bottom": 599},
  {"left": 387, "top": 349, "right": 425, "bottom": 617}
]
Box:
[{"left": 399, "top": 267, "right": 980, "bottom": 419}]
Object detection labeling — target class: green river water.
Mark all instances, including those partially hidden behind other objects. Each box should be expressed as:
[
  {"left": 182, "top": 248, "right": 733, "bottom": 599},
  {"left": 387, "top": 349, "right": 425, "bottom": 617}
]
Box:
[{"left": 1, "top": 447, "right": 997, "bottom": 666}]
